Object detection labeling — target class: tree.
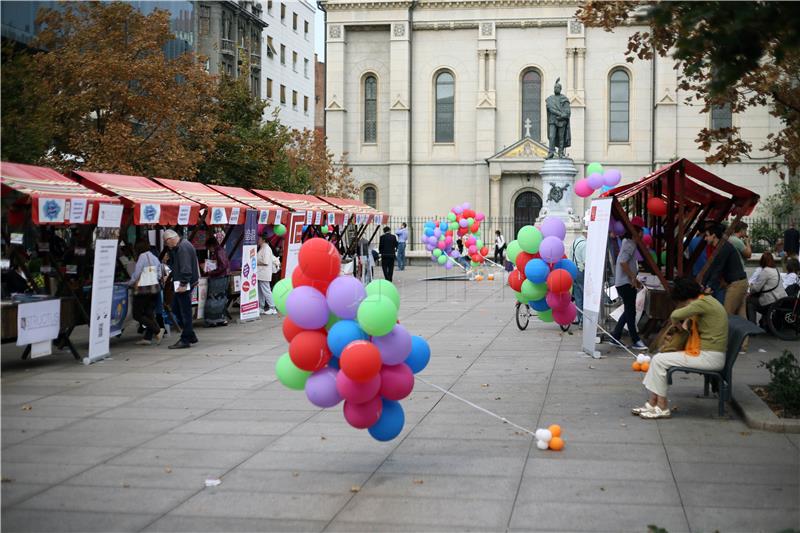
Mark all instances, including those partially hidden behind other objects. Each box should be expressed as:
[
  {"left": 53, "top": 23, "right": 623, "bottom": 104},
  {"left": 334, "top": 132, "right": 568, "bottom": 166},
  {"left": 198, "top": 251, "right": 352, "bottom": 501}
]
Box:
[
  {"left": 285, "top": 128, "right": 357, "bottom": 198},
  {"left": 577, "top": 2, "right": 800, "bottom": 180},
  {"left": 30, "top": 2, "right": 218, "bottom": 178}
]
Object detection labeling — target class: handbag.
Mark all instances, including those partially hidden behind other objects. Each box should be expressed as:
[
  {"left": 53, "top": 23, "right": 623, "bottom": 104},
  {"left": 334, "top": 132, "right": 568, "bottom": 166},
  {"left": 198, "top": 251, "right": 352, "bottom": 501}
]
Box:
[
  {"left": 684, "top": 319, "right": 701, "bottom": 356},
  {"left": 134, "top": 254, "right": 161, "bottom": 295}
]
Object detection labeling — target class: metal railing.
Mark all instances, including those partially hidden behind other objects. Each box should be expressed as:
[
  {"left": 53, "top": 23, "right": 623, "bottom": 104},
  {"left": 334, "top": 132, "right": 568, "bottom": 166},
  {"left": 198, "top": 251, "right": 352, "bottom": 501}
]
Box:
[
  {"left": 221, "top": 38, "right": 235, "bottom": 55},
  {"left": 387, "top": 216, "right": 520, "bottom": 252}
]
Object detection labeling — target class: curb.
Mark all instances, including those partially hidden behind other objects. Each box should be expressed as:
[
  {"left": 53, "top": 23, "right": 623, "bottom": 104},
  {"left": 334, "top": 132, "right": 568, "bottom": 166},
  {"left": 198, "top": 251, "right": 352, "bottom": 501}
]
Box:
[{"left": 732, "top": 383, "right": 800, "bottom": 433}]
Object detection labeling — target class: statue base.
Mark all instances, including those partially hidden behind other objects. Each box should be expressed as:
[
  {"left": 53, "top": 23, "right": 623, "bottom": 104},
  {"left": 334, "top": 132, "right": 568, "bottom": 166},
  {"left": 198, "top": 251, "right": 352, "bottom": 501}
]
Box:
[{"left": 537, "top": 158, "right": 583, "bottom": 246}]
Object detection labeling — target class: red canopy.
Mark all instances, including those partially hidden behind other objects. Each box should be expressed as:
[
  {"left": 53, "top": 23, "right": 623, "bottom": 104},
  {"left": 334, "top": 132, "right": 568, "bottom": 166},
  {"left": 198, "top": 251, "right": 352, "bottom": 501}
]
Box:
[
  {"left": 207, "top": 185, "right": 285, "bottom": 225},
  {"left": 317, "top": 196, "right": 387, "bottom": 226},
  {"left": 1, "top": 162, "right": 119, "bottom": 225},
  {"left": 72, "top": 171, "right": 201, "bottom": 226},
  {"left": 153, "top": 178, "right": 249, "bottom": 225},
  {"left": 252, "top": 190, "right": 347, "bottom": 226}
]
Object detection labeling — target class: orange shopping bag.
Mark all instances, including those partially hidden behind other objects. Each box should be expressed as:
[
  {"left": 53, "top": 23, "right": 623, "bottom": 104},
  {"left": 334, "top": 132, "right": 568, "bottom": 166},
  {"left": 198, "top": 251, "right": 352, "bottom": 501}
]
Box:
[{"left": 684, "top": 318, "right": 701, "bottom": 356}]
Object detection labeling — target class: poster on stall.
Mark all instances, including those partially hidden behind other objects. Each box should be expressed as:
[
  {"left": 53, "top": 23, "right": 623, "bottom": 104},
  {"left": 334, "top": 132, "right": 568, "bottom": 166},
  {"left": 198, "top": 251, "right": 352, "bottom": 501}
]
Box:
[
  {"left": 283, "top": 212, "right": 306, "bottom": 279},
  {"left": 86, "top": 203, "right": 123, "bottom": 364},
  {"left": 239, "top": 209, "right": 260, "bottom": 322},
  {"left": 582, "top": 197, "right": 612, "bottom": 358},
  {"left": 17, "top": 299, "right": 60, "bottom": 357}
]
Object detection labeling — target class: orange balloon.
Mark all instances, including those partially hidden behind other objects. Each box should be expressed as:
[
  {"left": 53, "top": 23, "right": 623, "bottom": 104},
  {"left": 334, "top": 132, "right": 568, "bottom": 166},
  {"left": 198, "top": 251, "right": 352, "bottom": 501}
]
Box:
[
  {"left": 549, "top": 436, "right": 564, "bottom": 451},
  {"left": 548, "top": 424, "right": 561, "bottom": 438},
  {"left": 632, "top": 361, "right": 642, "bottom": 371},
  {"left": 640, "top": 362, "right": 650, "bottom": 372}
]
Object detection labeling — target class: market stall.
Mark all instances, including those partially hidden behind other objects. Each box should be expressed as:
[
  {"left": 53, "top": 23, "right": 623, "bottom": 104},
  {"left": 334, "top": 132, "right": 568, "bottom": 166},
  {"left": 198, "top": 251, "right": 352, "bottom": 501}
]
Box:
[
  {"left": 317, "top": 195, "right": 387, "bottom": 263},
  {"left": 1, "top": 162, "right": 121, "bottom": 360}
]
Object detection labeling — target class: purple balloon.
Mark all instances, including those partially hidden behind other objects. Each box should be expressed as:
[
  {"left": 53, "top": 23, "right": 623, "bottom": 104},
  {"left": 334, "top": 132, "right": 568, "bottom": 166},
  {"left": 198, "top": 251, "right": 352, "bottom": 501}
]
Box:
[
  {"left": 462, "top": 202, "right": 471, "bottom": 210},
  {"left": 372, "top": 324, "right": 413, "bottom": 365},
  {"left": 612, "top": 220, "right": 625, "bottom": 236},
  {"left": 453, "top": 206, "right": 463, "bottom": 215},
  {"left": 449, "top": 250, "right": 460, "bottom": 258},
  {"left": 635, "top": 249, "right": 644, "bottom": 262},
  {"left": 286, "top": 286, "right": 328, "bottom": 329},
  {"left": 603, "top": 169, "right": 622, "bottom": 187},
  {"left": 539, "top": 236, "right": 565, "bottom": 263},
  {"left": 540, "top": 216, "right": 567, "bottom": 240},
  {"left": 305, "top": 368, "right": 342, "bottom": 408},
  {"left": 433, "top": 228, "right": 441, "bottom": 238},
  {"left": 326, "top": 275, "right": 367, "bottom": 320},
  {"left": 459, "top": 219, "right": 468, "bottom": 228},
  {"left": 444, "top": 261, "right": 454, "bottom": 270},
  {"left": 425, "top": 244, "right": 434, "bottom": 251},
  {"left": 587, "top": 172, "right": 604, "bottom": 190}
]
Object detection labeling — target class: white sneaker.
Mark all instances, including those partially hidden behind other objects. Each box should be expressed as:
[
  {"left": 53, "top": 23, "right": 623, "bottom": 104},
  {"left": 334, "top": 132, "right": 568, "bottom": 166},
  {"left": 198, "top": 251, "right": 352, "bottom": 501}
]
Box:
[
  {"left": 264, "top": 308, "right": 278, "bottom": 315},
  {"left": 632, "top": 340, "right": 648, "bottom": 351},
  {"left": 631, "top": 402, "right": 655, "bottom": 415},
  {"left": 640, "top": 406, "right": 672, "bottom": 419},
  {"left": 260, "top": 310, "right": 269, "bottom": 315}
]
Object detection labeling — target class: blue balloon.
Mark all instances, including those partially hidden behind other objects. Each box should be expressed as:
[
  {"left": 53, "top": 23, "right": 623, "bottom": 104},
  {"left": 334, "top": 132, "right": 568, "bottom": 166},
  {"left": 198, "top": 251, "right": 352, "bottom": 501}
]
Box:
[
  {"left": 529, "top": 298, "right": 550, "bottom": 312},
  {"left": 439, "top": 222, "right": 448, "bottom": 231},
  {"left": 424, "top": 221, "right": 435, "bottom": 228},
  {"left": 405, "top": 335, "right": 430, "bottom": 373},
  {"left": 643, "top": 227, "right": 651, "bottom": 235},
  {"left": 524, "top": 258, "right": 550, "bottom": 284},
  {"left": 327, "top": 320, "right": 368, "bottom": 357},
  {"left": 328, "top": 356, "right": 340, "bottom": 369},
  {"left": 553, "top": 258, "right": 578, "bottom": 280},
  {"left": 302, "top": 225, "right": 308, "bottom": 232},
  {"left": 424, "top": 228, "right": 434, "bottom": 236},
  {"left": 368, "top": 399, "right": 405, "bottom": 441},
  {"left": 601, "top": 185, "right": 612, "bottom": 192}
]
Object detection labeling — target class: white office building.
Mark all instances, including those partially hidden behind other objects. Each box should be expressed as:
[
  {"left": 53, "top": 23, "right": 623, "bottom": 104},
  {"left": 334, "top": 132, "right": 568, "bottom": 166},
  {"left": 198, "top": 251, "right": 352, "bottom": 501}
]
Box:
[{"left": 262, "top": 0, "right": 316, "bottom": 131}]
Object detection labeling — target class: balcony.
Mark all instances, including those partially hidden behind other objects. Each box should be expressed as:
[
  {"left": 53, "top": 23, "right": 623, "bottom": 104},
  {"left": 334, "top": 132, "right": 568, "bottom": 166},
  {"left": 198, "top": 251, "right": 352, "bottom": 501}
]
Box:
[
  {"left": 221, "top": 38, "right": 235, "bottom": 56},
  {"left": 251, "top": 53, "right": 261, "bottom": 67}
]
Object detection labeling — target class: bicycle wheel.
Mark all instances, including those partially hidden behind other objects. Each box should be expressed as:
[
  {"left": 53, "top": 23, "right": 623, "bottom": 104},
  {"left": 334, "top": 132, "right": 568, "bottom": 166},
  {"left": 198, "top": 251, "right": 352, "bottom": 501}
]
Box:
[
  {"left": 516, "top": 302, "right": 530, "bottom": 331},
  {"left": 767, "top": 297, "right": 800, "bottom": 341}
]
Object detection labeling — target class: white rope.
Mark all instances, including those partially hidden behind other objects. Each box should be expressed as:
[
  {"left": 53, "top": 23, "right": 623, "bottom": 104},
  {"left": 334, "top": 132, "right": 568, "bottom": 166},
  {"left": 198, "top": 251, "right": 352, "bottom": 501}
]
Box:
[
  {"left": 574, "top": 307, "right": 638, "bottom": 359},
  {"left": 414, "top": 375, "right": 538, "bottom": 438}
]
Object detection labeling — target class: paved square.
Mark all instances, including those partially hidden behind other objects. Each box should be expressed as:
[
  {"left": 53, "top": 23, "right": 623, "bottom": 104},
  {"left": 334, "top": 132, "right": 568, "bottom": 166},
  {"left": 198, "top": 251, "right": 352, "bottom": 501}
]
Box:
[{"left": 2, "top": 267, "right": 798, "bottom": 532}]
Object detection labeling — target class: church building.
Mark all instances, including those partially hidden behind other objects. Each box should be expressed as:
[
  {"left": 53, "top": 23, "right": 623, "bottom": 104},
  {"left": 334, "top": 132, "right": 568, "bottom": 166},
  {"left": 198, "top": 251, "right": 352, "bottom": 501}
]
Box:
[{"left": 321, "top": 0, "right": 785, "bottom": 234}]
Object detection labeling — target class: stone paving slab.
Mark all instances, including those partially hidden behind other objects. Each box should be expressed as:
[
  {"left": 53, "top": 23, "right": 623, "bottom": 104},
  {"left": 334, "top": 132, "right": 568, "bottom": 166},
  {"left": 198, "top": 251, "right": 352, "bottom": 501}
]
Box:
[{"left": 2, "top": 266, "right": 798, "bottom": 532}]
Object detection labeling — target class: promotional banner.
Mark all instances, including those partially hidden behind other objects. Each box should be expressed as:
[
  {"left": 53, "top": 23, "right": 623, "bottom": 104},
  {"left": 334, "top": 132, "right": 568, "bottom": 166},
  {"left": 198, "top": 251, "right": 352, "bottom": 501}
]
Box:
[
  {"left": 582, "top": 197, "right": 613, "bottom": 358},
  {"left": 17, "top": 299, "right": 60, "bottom": 358},
  {"left": 283, "top": 212, "right": 307, "bottom": 279},
  {"left": 239, "top": 209, "right": 260, "bottom": 322}
]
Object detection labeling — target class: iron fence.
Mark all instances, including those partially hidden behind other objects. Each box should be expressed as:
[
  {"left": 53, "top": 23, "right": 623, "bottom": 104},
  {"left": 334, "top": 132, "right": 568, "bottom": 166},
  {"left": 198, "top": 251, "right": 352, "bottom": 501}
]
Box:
[
  {"left": 387, "top": 216, "right": 520, "bottom": 252},
  {"left": 742, "top": 215, "right": 789, "bottom": 253}
]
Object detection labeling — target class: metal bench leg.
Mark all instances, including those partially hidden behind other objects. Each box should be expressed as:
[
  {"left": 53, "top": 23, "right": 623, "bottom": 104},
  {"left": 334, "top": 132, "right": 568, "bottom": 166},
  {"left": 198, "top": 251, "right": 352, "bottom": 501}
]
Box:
[
  {"left": 719, "top": 382, "right": 728, "bottom": 416},
  {"left": 703, "top": 375, "right": 710, "bottom": 397}
]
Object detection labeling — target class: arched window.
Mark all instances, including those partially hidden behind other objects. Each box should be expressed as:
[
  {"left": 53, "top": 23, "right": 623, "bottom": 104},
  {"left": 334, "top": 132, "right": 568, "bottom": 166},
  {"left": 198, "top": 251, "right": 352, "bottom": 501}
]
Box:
[
  {"left": 520, "top": 69, "right": 542, "bottom": 141},
  {"left": 435, "top": 71, "right": 455, "bottom": 143},
  {"left": 609, "top": 69, "right": 630, "bottom": 142},
  {"left": 364, "top": 75, "right": 377, "bottom": 143},
  {"left": 362, "top": 186, "right": 377, "bottom": 209},
  {"left": 711, "top": 103, "right": 732, "bottom": 129}
]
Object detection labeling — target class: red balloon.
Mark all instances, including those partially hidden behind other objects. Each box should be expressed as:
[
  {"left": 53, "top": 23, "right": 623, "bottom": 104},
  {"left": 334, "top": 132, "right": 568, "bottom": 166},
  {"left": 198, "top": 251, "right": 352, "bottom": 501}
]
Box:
[
  {"left": 340, "top": 340, "right": 382, "bottom": 382},
  {"left": 457, "top": 228, "right": 468, "bottom": 236},
  {"left": 343, "top": 396, "right": 382, "bottom": 429},
  {"left": 292, "top": 266, "right": 330, "bottom": 294},
  {"left": 469, "top": 222, "right": 481, "bottom": 233},
  {"left": 508, "top": 269, "right": 526, "bottom": 291},
  {"left": 516, "top": 251, "right": 536, "bottom": 272},
  {"left": 552, "top": 303, "right": 578, "bottom": 326},
  {"left": 282, "top": 316, "right": 324, "bottom": 343},
  {"left": 643, "top": 234, "right": 653, "bottom": 247},
  {"left": 289, "top": 330, "right": 331, "bottom": 372},
  {"left": 479, "top": 246, "right": 489, "bottom": 256},
  {"left": 463, "top": 209, "right": 475, "bottom": 218},
  {"left": 298, "top": 238, "right": 341, "bottom": 281},
  {"left": 647, "top": 197, "right": 668, "bottom": 217},
  {"left": 379, "top": 363, "right": 414, "bottom": 400},
  {"left": 547, "top": 269, "right": 573, "bottom": 293},
  {"left": 471, "top": 253, "right": 481, "bottom": 262}
]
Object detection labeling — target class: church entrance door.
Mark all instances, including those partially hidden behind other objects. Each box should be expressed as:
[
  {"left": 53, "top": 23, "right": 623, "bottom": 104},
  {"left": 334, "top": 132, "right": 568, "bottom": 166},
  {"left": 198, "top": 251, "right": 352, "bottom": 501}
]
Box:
[{"left": 514, "top": 191, "right": 542, "bottom": 237}]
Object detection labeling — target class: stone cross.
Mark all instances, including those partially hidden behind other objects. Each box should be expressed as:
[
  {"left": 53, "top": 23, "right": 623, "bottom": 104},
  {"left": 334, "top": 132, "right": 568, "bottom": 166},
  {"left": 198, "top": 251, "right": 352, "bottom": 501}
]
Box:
[{"left": 524, "top": 118, "right": 532, "bottom": 138}]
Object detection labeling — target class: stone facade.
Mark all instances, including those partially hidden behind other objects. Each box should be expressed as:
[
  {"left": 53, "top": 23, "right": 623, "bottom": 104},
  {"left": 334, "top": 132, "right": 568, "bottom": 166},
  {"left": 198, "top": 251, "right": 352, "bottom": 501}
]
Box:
[{"left": 321, "top": 0, "right": 786, "bottom": 225}]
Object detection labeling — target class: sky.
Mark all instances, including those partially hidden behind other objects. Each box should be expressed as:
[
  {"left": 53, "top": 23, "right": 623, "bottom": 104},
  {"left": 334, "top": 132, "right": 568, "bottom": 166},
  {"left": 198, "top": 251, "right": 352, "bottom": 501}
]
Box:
[{"left": 314, "top": 3, "right": 325, "bottom": 62}]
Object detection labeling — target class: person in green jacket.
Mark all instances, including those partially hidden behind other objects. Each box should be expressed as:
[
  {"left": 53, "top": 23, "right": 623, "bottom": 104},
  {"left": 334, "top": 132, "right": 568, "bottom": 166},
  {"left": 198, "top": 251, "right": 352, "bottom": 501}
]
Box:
[{"left": 633, "top": 277, "right": 729, "bottom": 419}]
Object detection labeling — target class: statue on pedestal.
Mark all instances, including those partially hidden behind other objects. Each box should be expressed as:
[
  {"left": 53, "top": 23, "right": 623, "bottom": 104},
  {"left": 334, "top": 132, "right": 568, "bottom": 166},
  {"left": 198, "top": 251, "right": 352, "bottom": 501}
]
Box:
[{"left": 546, "top": 78, "right": 571, "bottom": 159}]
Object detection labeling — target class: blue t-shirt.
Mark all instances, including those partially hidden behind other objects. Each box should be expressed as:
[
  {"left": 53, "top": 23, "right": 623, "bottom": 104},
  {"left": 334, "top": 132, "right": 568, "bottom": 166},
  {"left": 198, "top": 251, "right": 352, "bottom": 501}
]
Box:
[{"left": 396, "top": 227, "right": 408, "bottom": 243}]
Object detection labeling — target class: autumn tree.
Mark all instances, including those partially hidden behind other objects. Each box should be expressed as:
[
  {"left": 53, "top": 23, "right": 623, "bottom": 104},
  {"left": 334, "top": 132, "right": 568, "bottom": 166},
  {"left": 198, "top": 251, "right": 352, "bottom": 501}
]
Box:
[
  {"left": 577, "top": 1, "right": 800, "bottom": 180},
  {"left": 285, "top": 128, "right": 357, "bottom": 198},
  {"left": 29, "top": 2, "right": 218, "bottom": 178}
]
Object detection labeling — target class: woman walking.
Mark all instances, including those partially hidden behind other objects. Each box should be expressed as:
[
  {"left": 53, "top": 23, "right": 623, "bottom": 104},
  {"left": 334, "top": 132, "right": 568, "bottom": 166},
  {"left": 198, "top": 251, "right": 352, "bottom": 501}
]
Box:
[
  {"left": 610, "top": 217, "right": 648, "bottom": 351},
  {"left": 129, "top": 239, "right": 164, "bottom": 345},
  {"left": 257, "top": 234, "right": 278, "bottom": 315}
]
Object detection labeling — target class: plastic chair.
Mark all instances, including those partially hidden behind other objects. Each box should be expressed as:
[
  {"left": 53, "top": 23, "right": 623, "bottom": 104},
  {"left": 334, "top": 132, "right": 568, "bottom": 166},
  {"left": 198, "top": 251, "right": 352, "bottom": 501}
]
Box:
[{"left": 666, "top": 315, "right": 764, "bottom": 416}]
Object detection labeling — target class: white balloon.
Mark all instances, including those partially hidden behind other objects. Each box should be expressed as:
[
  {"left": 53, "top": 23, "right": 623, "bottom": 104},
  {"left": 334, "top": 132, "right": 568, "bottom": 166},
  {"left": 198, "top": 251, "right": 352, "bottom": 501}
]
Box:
[
  {"left": 535, "top": 429, "right": 552, "bottom": 442},
  {"left": 636, "top": 354, "right": 646, "bottom": 364},
  {"left": 536, "top": 439, "right": 549, "bottom": 450},
  {"left": 643, "top": 355, "right": 652, "bottom": 363}
]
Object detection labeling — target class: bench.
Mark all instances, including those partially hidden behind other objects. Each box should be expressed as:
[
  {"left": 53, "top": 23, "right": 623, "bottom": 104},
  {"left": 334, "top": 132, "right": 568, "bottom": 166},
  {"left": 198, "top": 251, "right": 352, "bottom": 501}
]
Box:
[{"left": 666, "top": 315, "right": 764, "bottom": 416}]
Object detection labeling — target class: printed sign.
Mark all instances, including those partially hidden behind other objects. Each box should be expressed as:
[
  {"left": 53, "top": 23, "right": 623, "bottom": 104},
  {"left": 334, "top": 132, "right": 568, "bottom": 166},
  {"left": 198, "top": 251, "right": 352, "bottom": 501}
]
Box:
[
  {"left": 305, "top": 211, "right": 314, "bottom": 225},
  {"left": 240, "top": 210, "right": 260, "bottom": 322},
  {"left": 140, "top": 203, "right": 161, "bottom": 224},
  {"left": 210, "top": 207, "right": 228, "bottom": 225},
  {"left": 17, "top": 299, "right": 60, "bottom": 347},
  {"left": 10, "top": 233, "right": 24, "bottom": 245},
  {"left": 38, "top": 198, "right": 66, "bottom": 224},
  {"left": 375, "top": 214, "right": 383, "bottom": 225},
  {"left": 177, "top": 204, "right": 192, "bottom": 225},
  {"left": 274, "top": 210, "right": 283, "bottom": 224},
  {"left": 229, "top": 207, "right": 241, "bottom": 225},
  {"left": 69, "top": 198, "right": 87, "bottom": 224},
  {"left": 327, "top": 213, "right": 335, "bottom": 225},
  {"left": 258, "top": 210, "right": 269, "bottom": 224},
  {"left": 315, "top": 212, "right": 322, "bottom": 225},
  {"left": 97, "top": 204, "right": 123, "bottom": 228}
]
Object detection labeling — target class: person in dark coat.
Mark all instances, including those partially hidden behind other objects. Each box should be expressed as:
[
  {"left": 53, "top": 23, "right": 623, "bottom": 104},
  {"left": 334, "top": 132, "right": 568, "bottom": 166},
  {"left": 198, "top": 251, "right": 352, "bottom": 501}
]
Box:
[
  {"left": 164, "top": 229, "right": 199, "bottom": 349},
  {"left": 378, "top": 226, "right": 398, "bottom": 282}
]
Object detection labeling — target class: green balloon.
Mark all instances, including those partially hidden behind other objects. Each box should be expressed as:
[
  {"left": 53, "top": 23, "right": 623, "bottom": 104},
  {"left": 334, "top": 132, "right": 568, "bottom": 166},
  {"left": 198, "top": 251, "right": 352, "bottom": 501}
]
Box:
[
  {"left": 357, "top": 294, "right": 398, "bottom": 336},
  {"left": 449, "top": 222, "right": 459, "bottom": 231},
  {"left": 433, "top": 248, "right": 442, "bottom": 257},
  {"left": 467, "top": 217, "right": 475, "bottom": 226},
  {"left": 437, "top": 255, "right": 447, "bottom": 264},
  {"left": 587, "top": 162, "right": 604, "bottom": 176},
  {"left": 471, "top": 261, "right": 480, "bottom": 267},
  {"left": 521, "top": 280, "right": 547, "bottom": 301},
  {"left": 507, "top": 240, "right": 522, "bottom": 263},
  {"left": 538, "top": 309, "right": 554, "bottom": 323},
  {"left": 276, "top": 353, "right": 311, "bottom": 390},
  {"left": 274, "top": 223, "right": 287, "bottom": 237},
  {"left": 660, "top": 250, "right": 667, "bottom": 265},
  {"left": 320, "top": 225, "right": 329, "bottom": 234},
  {"left": 650, "top": 250, "right": 658, "bottom": 263},
  {"left": 517, "top": 226, "right": 543, "bottom": 254},
  {"left": 515, "top": 290, "right": 528, "bottom": 304},
  {"left": 476, "top": 239, "right": 484, "bottom": 249},
  {"left": 365, "top": 279, "right": 400, "bottom": 310},
  {"left": 273, "top": 278, "right": 293, "bottom": 314},
  {"left": 447, "top": 212, "right": 457, "bottom": 222},
  {"left": 326, "top": 313, "right": 340, "bottom": 330}
]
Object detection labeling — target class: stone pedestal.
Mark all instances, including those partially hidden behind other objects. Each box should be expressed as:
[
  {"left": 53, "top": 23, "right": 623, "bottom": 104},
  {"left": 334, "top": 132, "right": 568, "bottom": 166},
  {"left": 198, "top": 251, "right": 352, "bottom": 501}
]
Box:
[{"left": 537, "top": 158, "right": 583, "bottom": 244}]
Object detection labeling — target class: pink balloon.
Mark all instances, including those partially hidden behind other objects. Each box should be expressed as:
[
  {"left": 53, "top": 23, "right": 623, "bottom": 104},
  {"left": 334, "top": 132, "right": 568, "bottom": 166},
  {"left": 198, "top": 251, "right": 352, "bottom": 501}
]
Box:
[
  {"left": 546, "top": 291, "right": 572, "bottom": 310},
  {"left": 437, "top": 241, "right": 446, "bottom": 250},
  {"left": 466, "top": 236, "right": 476, "bottom": 246},
  {"left": 575, "top": 178, "right": 594, "bottom": 198},
  {"left": 643, "top": 234, "right": 653, "bottom": 247},
  {"left": 552, "top": 303, "right": 577, "bottom": 326},
  {"left": 343, "top": 396, "right": 382, "bottom": 429},
  {"left": 468, "top": 245, "right": 477, "bottom": 254},
  {"left": 379, "top": 364, "right": 414, "bottom": 401},
  {"left": 475, "top": 213, "right": 485, "bottom": 221},
  {"left": 336, "top": 371, "right": 381, "bottom": 404}
]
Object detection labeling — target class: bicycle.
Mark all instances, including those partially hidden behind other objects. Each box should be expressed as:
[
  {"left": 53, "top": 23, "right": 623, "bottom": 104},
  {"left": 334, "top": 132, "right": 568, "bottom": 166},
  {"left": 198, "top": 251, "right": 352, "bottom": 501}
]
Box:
[
  {"left": 765, "top": 294, "right": 800, "bottom": 341},
  {"left": 515, "top": 302, "right": 571, "bottom": 332}
]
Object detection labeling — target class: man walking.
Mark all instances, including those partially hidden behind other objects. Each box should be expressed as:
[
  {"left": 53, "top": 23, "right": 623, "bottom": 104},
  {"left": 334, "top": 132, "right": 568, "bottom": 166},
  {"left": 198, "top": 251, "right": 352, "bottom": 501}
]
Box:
[
  {"left": 257, "top": 234, "right": 277, "bottom": 315},
  {"left": 396, "top": 222, "right": 408, "bottom": 271},
  {"left": 164, "top": 229, "right": 199, "bottom": 349},
  {"left": 785, "top": 220, "right": 799, "bottom": 258},
  {"left": 378, "top": 226, "right": 398, "bottom": 282},
  {"left": 494, "top": 230, "right": 506, "bottom": 264},
  {"left": 571, "top": 230, "right": 587, "bottom": 326},
  {"left": 728, "top": 221, "right": 752, "bottom": 268},
  {"left": 702, "top": 223, "right": 748, "bottom": 321}
]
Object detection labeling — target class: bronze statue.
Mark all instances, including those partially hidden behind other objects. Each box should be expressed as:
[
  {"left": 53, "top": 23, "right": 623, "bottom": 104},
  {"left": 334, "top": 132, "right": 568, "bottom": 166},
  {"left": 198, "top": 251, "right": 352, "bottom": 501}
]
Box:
[
  {"left": 547, "top": 183, "right": 570, "bottom": 204},
  {"left": 546, "top": 78, "right": 571, "bottom": 159}
]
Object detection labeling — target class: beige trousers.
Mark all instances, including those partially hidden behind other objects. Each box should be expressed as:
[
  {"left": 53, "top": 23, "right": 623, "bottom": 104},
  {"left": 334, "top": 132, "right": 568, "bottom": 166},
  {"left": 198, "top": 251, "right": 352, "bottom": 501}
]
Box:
[
  {"left": 724, "top": 279, "right": 748, "bottom": 348},
  {"left": 642, "top": 350, "right": 725, "bottom": 397}
]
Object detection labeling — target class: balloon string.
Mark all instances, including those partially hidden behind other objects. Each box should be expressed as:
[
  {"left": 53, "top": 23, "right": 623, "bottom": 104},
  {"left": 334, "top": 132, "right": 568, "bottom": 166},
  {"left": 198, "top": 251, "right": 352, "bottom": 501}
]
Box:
[
  {"left": 574, "top": 307, "right": 638, "bottom": 359},
  {"left": 414, "top": 375, "right": 538, "bottom": 438}
]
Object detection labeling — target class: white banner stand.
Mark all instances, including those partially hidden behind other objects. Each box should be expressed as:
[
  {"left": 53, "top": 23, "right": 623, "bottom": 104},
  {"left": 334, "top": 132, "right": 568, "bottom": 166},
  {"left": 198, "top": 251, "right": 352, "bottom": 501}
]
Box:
[{"left": 581, "top": 198, "right": 613, "bottom": 358}]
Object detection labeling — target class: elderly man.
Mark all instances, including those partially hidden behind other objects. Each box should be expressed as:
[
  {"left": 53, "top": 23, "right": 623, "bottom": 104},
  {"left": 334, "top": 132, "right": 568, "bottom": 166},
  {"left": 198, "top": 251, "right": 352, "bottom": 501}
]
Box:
[{"left": 163, "top": 229, "right": 199, "bottom": 349}]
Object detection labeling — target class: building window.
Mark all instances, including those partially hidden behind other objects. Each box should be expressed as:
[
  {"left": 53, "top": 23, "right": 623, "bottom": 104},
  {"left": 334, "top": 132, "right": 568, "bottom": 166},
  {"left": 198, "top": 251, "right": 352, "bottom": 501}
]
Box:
[
  {"left": 304, "top": 58, "right": 309, "bottom": 78},
  {"left": 280, "top": 84, "right": 286, "bottom": 104},
  {"left": 267, "top": 0, "right": 272, "bottom": 15},
  {"left": 520, "top": 68, "right": 542, "bottom": 141},
  {"left": 266, "top": 36, "right": 275, "bottom": 58},
  {"left": 363, "top": 186, "right": 377, "bottom": 209},
  {"left": 435, "top": 70, "right": 455, "bottom": 143},
  {"left": 293, "top": 13, "right": 298, "bottom": 31},
  {"left": 609, "top": 68, "right": 630, "bottom": 142},
  {"left": 364, "top": 75, "right": 377, "bottom": 143},
  {"left": 199, "top": 6, "right": 210, "bottom": 35},
  {"left": 280, "top": 3, "right": 286, "bottom": 23},
  {"left": 292, "top": 90, "right": 298, "bottom": 108},
  {"left": 251, "top": 73, "right": 260, "bottom": 98},
  {"left": 304, "top": 96, "right": 309, "bottom": 114},
  {"left": 292, "top": 51, "right": 297, "bottom": 71},
  {"left": 711, "top": 103, "right": 732, "bottom": 129},
  {"left": 267, "top": 78, "right": 273, "bottom": 99},
  {"left": 304, "top": 20, "right": 309, "bottom": 39},
  {"left": 280, "top": 44, "right": 285, "bottom": 65}
]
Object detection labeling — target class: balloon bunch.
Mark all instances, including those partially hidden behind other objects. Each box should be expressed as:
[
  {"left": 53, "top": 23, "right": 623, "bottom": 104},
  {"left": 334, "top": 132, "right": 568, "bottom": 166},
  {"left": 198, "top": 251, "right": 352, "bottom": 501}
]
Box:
[
  {"left": 421, "top": 202, "right": 489, "bottom": 270},
  {"left": 534, "top": 424, "right": 565, "bottom": 451},
  {"left": 272, "top": 238, "right": 431, "bottom": 442},
  {"left": 506, "top": 217, "right": 580, "bottom": 327},
  {"left": 575, "top": 162, "right": 622, "bottom": 198},
  {"left": 632, "top": 354, "right": 651, "bottom": 372}
]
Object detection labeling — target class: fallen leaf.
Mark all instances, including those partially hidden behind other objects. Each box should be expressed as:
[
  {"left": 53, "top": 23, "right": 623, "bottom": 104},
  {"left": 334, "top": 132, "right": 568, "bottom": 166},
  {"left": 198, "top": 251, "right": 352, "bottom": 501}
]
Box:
[
  {"left": 320, "top": 436, "right": 327, "bottom": 440},
  {"left": 21, "top": 405, "right": 32, "bottom": 411},
  {"left": 600, "top": 486, "right": 605, "bottom": 491},
  {"left": 122, "top": 483, "right": 130, "bottom": 488},
  {"left": 413, "top": 479, "right": 424, "bottom": 485},
  {"left": 481, "top": 384, "right": 490, "bottom": 388},
  {"left": 740, "top": 431, "right": 752, "bottom": 436},
  {"left": 494, "top": 397, "right": 502, "bottom": 400},
  {"left": 350, "top": 485, "right": 360, "bottom": 493},
  {"left": 1, "top": 477, "right": 14, "bottom": 483},
  {"left": 292, "top": 472, "right": 300, "bottom": 477},
  {"left": 164, "top": 467, "right": 172, "bottom": 474}
]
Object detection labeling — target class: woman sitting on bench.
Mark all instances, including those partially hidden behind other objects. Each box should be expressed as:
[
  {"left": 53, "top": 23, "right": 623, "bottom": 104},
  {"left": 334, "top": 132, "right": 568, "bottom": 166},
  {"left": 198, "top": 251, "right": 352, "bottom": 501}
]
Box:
[{"left": 633, "top": 277, "right": 729, "bottom": 419}]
